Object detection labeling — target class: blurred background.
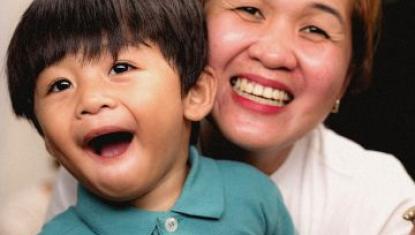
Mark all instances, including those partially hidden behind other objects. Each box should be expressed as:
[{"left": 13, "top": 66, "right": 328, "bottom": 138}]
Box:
[
  {"left": 1, "top": 0, "right": 55, "bottom": 205},
  {"left": 1, "top": 0, "right": 414, "bottom": 206}
]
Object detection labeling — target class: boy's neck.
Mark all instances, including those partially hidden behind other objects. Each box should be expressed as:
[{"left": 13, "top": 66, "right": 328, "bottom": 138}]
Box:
[{"left": 130, "top": 148, "right": 190, "bottom": 211}]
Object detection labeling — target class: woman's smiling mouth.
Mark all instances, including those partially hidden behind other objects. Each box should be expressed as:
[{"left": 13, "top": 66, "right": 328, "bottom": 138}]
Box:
[{"left": 231, "top": 76, "right": 293, "bottom": 108}]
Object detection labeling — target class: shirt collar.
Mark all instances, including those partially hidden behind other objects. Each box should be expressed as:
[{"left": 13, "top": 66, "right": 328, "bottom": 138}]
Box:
[
  {"left": 171, "top": 146, "right": 225, "bottom": 218},
  {"left": 75, "top": 146, "right": 224, "bottom": 234}
]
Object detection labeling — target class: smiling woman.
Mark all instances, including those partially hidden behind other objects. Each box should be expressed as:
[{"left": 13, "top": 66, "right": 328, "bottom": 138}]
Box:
[{"left": 199, "top": 0, "right": 415, "bottom": 234}]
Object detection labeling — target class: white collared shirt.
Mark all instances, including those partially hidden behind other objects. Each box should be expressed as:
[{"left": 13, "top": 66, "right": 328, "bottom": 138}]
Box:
[{"left": 272, "top": 125, "right": 415, "bottom": 235}]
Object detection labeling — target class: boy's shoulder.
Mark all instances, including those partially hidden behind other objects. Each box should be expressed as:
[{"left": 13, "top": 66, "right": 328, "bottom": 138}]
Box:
[
  {"left": 198, "top": 154, "right": 283, "bottom": 207},
  {"left": 202, "top": 156, "right": 277, "bottom": 193},
  {"left": 39, "top": 207, "right": 93, "bottom": 235},
  {"left": 195, "top": 154, "right": 295, "bottom": 234}
]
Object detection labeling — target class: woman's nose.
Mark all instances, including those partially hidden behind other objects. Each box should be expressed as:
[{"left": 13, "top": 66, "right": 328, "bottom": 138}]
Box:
[
  {"left": 75, "top": 81, "right": 117, "bottom": 118},
  {"left": 247, "top": 24, "right": 298, "bottom": 71}
]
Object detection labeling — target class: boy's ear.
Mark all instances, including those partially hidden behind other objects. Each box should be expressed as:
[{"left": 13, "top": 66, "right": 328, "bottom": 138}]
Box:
[{"left": 183, "top": 66, "right": 217, "bottom": 121}]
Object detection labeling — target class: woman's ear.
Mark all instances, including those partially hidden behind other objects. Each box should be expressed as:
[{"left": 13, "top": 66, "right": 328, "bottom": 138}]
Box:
[{"left": 183, "top": 66, "right": 217, "bottom": 121}]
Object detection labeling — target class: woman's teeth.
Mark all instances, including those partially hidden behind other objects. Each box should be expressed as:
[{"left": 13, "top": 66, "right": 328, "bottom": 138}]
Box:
[{"left": 232, "top": 78, "right": 292, "bottom": 106}]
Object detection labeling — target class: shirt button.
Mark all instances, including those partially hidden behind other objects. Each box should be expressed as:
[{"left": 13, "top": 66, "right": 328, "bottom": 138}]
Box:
[{"left": 164, "top": 217, "right": 178, "bottom": 233}]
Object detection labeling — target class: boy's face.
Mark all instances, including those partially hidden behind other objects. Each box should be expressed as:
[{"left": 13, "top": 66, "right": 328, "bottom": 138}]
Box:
[{"left": 34, "top": 44, "right": 192, "bottom": 205}]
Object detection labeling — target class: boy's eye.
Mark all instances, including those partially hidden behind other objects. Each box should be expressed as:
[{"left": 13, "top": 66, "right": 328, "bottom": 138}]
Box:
[
  {"left": 110, "top": 62, "right": 135, "bottom": 75},
  {"left": 301, "top": 25, "right": 330, "bottom": 39},
  {"left": 48, "top": 79, "right": 72, "bottom": 93},
  {"left": 234, "top": 6, "right": 263, "bottom": 20}
]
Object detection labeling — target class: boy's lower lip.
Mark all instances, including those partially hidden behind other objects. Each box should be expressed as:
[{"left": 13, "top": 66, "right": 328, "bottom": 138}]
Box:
[{"left": 231, "top": 91, "right": 285, "bottom": 114}]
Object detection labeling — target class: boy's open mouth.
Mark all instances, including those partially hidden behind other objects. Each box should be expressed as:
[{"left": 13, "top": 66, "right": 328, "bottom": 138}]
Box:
[{"left": 87, "top": 131, "right": 134, "bottom": 158}]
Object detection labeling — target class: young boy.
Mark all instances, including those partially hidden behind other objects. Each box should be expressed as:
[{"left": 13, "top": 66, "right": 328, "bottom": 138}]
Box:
[{"left": 6, "top": 0, "right": 295, "bottom": 234}]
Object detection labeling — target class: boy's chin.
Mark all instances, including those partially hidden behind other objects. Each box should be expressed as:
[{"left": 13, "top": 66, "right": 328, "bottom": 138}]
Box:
[
  {"left": 96, "top": 190, "right": 142, "bottom": 206},
  {"left": 83, "top": 181, "right": 142, "bottom": 204}
]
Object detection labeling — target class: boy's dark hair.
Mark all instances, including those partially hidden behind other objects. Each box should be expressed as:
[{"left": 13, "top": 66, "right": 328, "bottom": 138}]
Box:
[{"left": 7, "top": 0, "right": 207, "bottom": 134}]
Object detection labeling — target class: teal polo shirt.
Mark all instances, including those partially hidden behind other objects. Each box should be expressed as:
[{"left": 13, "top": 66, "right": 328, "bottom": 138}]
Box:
[{"left": 40, "top": 147, "right": 295, "bottom": 234}]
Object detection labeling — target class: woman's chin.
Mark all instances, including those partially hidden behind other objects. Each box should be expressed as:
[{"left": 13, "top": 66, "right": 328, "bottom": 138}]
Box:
[{"left": 222, "top": 126, "right": 274, "bottom": 150}]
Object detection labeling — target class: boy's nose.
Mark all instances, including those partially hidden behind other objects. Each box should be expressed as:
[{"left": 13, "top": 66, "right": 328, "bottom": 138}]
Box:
[
  {"left": 75, "top": 83, "right": 117, "bottom": 118},
  {"left": 247, "top": 24, "right": 298, "bottom": 71}
]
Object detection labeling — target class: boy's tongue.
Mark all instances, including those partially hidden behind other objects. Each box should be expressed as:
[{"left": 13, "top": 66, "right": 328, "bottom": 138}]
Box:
[
  {"left": 99, "top": 141, "right": 130, "bottom": 158},
  {"left": 88, "top": 132, "right": 133, "bottom": 158}
]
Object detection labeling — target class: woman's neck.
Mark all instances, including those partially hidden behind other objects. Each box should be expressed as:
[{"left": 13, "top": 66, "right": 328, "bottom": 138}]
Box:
[{"left": 199, "top": 120, "right": 292, "bottom": 175}]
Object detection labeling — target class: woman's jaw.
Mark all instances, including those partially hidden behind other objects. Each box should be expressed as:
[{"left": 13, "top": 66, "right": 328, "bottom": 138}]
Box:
[{"left": 199, "top": 117, "right": 294, "bottom": 175}]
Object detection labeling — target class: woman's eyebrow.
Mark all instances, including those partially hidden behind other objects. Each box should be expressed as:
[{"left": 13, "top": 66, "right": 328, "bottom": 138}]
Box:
[{"left": 310, "top": 2, "right": 345, "bottom": 25}]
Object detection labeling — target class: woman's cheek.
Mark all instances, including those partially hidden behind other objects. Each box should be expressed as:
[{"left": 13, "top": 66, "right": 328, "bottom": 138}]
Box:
[
  {"left": 300, "top": 48, "right": 350, "bottom": 95},
  {"left": 207, "top": 17, "right": 253, "bottom": 68}
]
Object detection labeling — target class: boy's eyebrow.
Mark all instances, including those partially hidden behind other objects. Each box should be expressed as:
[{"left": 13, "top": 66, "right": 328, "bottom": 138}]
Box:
[{"left": 309, "top": 2, "right": 345, "bottom": 25}]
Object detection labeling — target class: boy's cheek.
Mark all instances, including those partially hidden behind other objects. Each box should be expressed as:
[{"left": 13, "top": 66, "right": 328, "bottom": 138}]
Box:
[
  {"left": 33, "top": 97, "right": 46, "bottom": 124},
  {"left": 32, "top": 117, "right": 45, "bottom": 137},
  {"left": 43, "top": 136, "right": 60, "bottom": 159}
]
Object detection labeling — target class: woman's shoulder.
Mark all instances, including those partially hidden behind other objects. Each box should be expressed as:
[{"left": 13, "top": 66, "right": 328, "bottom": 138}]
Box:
[
  {"left": 312, "top": 126, "right": 415, "bottom": 233},
  {"left": 313, "top": 125, "right": 414, "bottom": 190}
]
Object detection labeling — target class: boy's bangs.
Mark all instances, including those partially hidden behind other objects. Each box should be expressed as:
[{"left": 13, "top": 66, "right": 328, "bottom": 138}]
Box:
[{"left": 26, "top": 0, "right": 148, "bottom": 70}]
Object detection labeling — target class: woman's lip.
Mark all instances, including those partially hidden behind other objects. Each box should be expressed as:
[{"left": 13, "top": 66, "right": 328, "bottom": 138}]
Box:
[
  {"left": 236, "top": 73, "right": 291, "bottom": 91},
  {"left": 231, "top": 91, "right": 285, "bottom": 114}
]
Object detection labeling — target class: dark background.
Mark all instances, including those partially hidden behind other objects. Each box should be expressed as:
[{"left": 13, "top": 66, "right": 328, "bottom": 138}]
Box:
[{"left": 326, "top": 0, "right": 415, "bottom": 179}]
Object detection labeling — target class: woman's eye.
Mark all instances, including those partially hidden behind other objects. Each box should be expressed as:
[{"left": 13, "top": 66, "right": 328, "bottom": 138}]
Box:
[
  {"left": 110, "top": 62, "right": 135, "bottom": 75},
  {"left": 237, "top": 6, "right": 259, "bottom": 15},
  {"left": 302, "top": 26, "right": 330, "bottom": 39},
  {"left": 48, "top": 79, "right": 72, "bottom": 93},
  {"left": 234, "top": 6, "right": 263, "bottom": 20}
]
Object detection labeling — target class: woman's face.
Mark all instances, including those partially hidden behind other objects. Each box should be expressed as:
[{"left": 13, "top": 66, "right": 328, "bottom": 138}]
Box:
[{"left": 205, "top": 0, "right": 353, "bottom": 153}]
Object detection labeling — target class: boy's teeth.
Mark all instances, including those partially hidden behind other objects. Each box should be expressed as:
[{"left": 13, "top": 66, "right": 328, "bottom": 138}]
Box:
[{"left": 232, "top": 77, "right": 291, "bottom": 106}]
